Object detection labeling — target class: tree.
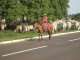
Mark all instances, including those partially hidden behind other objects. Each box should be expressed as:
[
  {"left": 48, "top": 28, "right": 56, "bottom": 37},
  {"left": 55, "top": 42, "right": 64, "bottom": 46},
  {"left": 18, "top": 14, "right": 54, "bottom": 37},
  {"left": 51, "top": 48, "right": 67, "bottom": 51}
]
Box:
[
  {"left": 0, "top": 0, "right": 69, "bottom": 26},
  {"left": 70, "top": 13, "right": 80, "bottom": 21}
]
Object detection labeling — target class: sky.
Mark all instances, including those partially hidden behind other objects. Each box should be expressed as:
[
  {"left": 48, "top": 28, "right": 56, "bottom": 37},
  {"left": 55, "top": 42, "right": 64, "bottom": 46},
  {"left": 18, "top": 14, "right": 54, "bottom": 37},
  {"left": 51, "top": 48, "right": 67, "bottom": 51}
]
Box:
[{"left": 68, "top": 0, "right": 80, "bottom": 15}]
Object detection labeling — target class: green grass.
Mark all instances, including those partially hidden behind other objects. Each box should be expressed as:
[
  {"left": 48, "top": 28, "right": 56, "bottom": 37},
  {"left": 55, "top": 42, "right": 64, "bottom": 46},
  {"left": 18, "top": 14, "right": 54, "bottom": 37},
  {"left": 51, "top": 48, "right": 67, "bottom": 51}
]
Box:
[
  {"left": 0, "top": 30, "right": 38, "bottom": 42},
  {"left": 0, "top": 29, "right": 79, "bottom": 42}
]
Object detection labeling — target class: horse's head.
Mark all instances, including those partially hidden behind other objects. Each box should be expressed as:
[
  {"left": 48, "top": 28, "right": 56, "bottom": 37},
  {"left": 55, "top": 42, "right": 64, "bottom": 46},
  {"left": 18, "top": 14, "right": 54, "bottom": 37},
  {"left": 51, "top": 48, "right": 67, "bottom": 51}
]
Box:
[{"left": 33, "top": 22, "right": 38, "bottom": 29}]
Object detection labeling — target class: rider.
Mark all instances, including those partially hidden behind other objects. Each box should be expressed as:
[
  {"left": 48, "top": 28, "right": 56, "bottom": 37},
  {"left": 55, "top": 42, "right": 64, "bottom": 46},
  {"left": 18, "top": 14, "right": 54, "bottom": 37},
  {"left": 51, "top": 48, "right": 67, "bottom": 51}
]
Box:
[{"left": 41, "top": 13, "right": 48, "bottom": 31}]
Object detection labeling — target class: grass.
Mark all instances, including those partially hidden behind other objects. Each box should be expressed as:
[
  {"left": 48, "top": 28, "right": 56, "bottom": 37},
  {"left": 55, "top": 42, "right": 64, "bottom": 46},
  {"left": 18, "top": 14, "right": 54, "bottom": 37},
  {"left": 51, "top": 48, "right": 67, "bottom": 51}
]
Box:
[
  {"left": 0, "top": 30, "right": 38, "bottom": 42},
  {"left": 0, "top": 29, "right": 79, "bottom": 42}
]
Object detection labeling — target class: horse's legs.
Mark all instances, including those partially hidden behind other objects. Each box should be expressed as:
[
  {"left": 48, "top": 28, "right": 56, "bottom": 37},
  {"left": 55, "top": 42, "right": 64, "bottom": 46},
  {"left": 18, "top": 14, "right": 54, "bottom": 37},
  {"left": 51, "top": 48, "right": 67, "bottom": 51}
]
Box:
[
  {"left": 38, "top": 32, "right": 43, "bottom": 41},
  {"left": 49, "top": 34, "right": 51, "bottom": 40},
  {"left": 39, "top": 33, "right": 41, "bottom": 41},
  {"left": 41, "top": 33, "right": 43, "bottom": 40},
  {"left": 48, "top": 31, "right": 51, "bottom": 40}
]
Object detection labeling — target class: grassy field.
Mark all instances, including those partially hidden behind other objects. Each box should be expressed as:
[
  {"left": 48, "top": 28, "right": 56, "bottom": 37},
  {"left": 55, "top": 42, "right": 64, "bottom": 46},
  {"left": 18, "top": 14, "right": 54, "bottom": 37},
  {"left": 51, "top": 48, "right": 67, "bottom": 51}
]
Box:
[{"left": 0, "top": 29, "right": 79, "bottom": 42}]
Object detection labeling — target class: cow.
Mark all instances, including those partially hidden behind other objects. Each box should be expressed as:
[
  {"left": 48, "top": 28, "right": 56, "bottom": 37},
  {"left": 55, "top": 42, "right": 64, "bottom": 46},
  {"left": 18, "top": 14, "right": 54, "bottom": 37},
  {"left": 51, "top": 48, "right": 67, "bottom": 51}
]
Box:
[
  {"left": 14, "top": 25, "right": 22, "bottom": 33},
  {"left": 0, "top": 19, "right": 6, "bottom": 31}
]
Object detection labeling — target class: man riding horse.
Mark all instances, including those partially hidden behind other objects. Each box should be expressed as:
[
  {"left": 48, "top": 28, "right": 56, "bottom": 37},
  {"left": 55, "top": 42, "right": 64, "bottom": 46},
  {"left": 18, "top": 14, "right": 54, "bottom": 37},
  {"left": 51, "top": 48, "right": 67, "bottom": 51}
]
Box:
[{"left": 33, "top": 14, "right": 53, "bottom": 40}]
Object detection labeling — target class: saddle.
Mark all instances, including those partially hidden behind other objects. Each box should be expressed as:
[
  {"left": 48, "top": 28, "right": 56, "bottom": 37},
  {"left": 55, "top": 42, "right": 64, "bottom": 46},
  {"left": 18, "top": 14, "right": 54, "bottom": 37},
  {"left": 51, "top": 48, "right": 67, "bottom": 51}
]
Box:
[{"left": 41, "top": 23, "right": 52, "bottom": 31}]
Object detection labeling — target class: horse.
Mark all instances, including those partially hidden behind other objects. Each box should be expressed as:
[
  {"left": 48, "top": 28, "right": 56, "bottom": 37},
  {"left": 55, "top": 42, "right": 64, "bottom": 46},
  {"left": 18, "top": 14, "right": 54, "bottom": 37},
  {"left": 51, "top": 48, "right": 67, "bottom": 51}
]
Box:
[{"left": 33, "top": 22, "right": 53, "bottom": 41}]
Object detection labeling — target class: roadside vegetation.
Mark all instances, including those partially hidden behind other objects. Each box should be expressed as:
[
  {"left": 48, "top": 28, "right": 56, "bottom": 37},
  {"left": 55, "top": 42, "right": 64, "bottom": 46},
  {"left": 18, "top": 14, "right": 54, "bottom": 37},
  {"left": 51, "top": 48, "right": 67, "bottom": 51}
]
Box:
[
  {"left": 0, "top": 30, "right": 38, "bottom": 42},
  {"left": 0, "top": 29, "right": 79, "bottom": 42}
]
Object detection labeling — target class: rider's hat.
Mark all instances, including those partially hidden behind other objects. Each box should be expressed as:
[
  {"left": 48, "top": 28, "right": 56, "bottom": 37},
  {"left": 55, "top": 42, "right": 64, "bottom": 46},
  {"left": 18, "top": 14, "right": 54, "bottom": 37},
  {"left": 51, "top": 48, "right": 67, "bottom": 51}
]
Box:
[{"left": 44, "top": 13, "right": 47, "bottom": 16}]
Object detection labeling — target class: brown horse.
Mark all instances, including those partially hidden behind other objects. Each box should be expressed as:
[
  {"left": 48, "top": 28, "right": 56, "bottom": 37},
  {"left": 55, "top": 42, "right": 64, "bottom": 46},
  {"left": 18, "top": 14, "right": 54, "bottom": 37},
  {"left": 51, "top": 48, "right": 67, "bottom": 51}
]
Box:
[{"left": 34, "top": 22, "right": 53, "bottom": 40}]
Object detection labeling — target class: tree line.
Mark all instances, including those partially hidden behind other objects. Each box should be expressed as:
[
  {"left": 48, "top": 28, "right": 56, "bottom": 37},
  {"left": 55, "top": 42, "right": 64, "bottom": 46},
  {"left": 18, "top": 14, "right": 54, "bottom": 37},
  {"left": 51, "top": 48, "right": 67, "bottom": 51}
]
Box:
[
  {"left": 0, "top": 0, "right": 69, "bottom": 25},
  {"left": 69, "top": 13, "right": 80, "bottom": 21}
]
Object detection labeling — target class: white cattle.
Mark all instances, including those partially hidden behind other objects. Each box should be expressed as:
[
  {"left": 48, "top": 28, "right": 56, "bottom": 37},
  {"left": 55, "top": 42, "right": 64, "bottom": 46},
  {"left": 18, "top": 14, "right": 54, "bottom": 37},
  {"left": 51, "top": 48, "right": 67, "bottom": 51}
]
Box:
[
  {"left": 62, "top": 21, "right": 67, "bottom": 31},
  {"left": 0, "top": 19, "right": 6, "bottom": 31},
  {"left": 78, "top": 25, "right": 80, "bottom": 30},
  {"left": 27, "top": 25, "right": 34, "bottom": 31},
  {"left": 14, "top": 24, "right": 34, "bottom": 33},
  {"left": 0, "top": 24, "right": 6, "bottom": 31},
  {"left": 66, "top": 21, "right": 72, "bottom": 30},
  {"left": 14, "top": 25, "right": 22, "bottom": 33},
  {"left": 75, "top": 21, "right": 80, "bottom": 29},
  {"left": 22, "top": 25, "right": 34, "bottom": 32},
  {"left": 50, "top": 21, "right": 58, "bottom": 33},
  {"left": 51, "top": 20, "right": 67, "bottom": 32},
  {"left": 57, "top": 20, "right": 66, "bottom": 31}
]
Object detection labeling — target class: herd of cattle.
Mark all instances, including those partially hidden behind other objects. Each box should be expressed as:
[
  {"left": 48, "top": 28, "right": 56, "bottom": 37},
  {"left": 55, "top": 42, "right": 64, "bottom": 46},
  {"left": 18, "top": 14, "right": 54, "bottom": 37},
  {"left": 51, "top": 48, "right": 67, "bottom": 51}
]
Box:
[
  {"left": 0, "top": 19, "right": 80, "bottom": 33},
  {"left": 14, "top": 23, "right": 34, "bottom": 33},
  {"left": 51, "top": 19, "right": 80, "bottom": 33}
]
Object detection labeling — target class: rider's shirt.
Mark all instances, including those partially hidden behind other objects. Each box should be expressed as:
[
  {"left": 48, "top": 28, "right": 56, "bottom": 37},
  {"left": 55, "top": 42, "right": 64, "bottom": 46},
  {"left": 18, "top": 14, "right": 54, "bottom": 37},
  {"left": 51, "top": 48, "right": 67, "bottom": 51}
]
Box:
[
  {"left": 41, "top": 16, "right": 48, "bottom": 23},
  {"left": 41, "top": 16, "right": 48, "bottom": 31}
]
